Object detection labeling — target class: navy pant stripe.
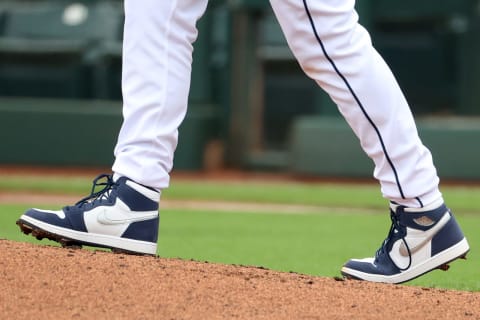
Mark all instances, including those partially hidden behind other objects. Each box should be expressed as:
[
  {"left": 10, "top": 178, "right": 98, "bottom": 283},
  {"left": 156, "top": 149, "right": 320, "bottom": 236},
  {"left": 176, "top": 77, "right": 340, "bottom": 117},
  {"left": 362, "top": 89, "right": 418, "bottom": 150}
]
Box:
[{"left": 301, "top": 0, "right": 405, "bottom": 199}]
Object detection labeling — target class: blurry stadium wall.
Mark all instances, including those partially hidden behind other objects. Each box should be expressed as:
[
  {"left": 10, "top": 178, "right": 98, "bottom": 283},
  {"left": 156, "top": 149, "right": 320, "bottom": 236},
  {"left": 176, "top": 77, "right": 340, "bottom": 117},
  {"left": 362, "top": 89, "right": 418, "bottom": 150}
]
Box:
[{"left": 1, "top": 0, "right": 480, "bottom": 179}]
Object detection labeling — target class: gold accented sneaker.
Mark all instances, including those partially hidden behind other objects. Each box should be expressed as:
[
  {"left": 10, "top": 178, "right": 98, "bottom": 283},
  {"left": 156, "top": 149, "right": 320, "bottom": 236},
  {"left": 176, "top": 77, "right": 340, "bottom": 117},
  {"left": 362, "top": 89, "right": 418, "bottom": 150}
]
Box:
[
  {"left": 341, "top": 202, "right": 469, "bottom": 284},
  {"left": 17, "top": 174, "right": 160, "bottom": 255}
]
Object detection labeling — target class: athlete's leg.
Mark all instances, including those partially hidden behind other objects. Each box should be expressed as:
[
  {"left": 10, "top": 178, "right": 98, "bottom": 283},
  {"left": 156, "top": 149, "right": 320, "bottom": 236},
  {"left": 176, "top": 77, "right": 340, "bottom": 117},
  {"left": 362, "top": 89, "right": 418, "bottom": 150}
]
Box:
[
  {"left": 269, "top": 0, "right": 439, "bottom": 208},
  {"left": 113, "top": 0, "right": 209, "bottom": 190},
  {"left": 17, "top": 0, "right": 209, "bottom": 254},
  {"left": 269, "top": 0, "right": 469, "bottom": 283}
]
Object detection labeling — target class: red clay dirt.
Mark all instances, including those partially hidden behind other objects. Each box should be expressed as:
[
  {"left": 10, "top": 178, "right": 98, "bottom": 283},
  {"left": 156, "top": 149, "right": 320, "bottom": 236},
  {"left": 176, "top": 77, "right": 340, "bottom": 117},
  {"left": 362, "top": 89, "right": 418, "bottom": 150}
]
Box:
[
  {"left": 1, "top": 166, "right": 480, "bottom": 319},
  {"left": 1, "top": 240, "right": 479, "bottom": 320}
]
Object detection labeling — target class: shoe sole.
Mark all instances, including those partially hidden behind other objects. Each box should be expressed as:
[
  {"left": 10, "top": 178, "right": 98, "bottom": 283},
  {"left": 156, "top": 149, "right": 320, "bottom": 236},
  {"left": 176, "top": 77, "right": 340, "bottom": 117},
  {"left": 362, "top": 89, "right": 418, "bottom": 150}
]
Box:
[
  {"left": 17, "top": 215, "right": 157, "bottom": 255},
  {"left": 340, "top": 238, "right": 469, "bottom": 284}
]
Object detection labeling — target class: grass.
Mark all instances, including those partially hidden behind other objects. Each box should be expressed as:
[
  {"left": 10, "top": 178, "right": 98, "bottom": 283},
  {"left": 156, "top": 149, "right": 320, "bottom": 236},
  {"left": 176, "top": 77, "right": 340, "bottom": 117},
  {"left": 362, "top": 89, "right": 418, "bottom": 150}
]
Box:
[
  {"left": 158, "top": 209, "right": 479, "bottom": 291},
  {"left": 0, "top": 174, "right": 478, "bottom": 291},
  {"left": 2, "top": 174, "right": 480, "bottom": 212},
  {"left": 0, "top": 175, "right": 91, "bottom": 195}
]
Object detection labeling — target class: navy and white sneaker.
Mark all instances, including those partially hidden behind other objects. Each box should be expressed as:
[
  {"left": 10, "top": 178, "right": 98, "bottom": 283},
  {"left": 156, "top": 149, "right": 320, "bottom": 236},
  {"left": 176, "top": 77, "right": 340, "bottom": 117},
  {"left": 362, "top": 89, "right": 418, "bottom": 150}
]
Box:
[
  {"left": 17, "top": 174, "right": 160, "bottom": 255},
  {"left": 341, "top": 200, "right": 469, "bottom": 284}
]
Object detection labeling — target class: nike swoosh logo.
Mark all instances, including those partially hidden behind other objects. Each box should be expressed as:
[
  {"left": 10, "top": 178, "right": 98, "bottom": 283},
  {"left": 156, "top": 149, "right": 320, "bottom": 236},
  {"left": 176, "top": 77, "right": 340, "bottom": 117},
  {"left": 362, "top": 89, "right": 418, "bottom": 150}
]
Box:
[
  {"left": 97, "top": 209, "right": 157, "bottom": 225},
  {"left": 399, "top": 237, "right": 431, "bottom": 256},
  {"left": 398, "top": 213, "right": 450, "bottom": 257}
]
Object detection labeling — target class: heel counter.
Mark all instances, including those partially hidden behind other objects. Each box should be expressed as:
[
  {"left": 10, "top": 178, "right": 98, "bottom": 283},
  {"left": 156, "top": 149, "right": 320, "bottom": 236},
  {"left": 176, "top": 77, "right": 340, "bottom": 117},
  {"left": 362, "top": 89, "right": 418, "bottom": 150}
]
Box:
[
  {"left": 121, "top": 216, "right": 159, "bottom": 243},
  {"left": 431, "top": 213, "right": 465, "bottom": 256}
]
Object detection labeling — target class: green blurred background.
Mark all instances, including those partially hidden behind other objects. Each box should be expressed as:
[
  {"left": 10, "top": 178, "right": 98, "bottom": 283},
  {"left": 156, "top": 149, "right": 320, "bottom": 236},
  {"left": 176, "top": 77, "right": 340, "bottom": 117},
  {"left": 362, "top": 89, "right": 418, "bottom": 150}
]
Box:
[
  {"left": 0, "top": 1, "right": 478, "bottom": 290},
  {"left": 1, "top": 176, "right": 479, "bottom": 291},
  {"left": 0, "top": 0, "right": 480, "bottom": 179}
]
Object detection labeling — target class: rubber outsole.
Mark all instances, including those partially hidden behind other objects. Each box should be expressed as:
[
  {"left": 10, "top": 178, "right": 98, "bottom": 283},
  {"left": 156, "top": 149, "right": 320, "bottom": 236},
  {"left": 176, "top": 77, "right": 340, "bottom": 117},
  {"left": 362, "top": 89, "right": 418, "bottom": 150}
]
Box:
[
  {"left": 16, "top": 219, "right": 155, "bottom": 256},
  {"left": 340, "top": 247, "right": 469, "bottom": 284}
]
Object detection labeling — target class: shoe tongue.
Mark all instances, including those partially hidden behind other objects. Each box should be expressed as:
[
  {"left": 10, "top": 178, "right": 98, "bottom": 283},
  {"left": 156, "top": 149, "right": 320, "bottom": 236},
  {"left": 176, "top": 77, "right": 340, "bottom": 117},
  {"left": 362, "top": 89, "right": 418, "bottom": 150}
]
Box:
[
  {"left": 390, "top": 198, "right": 444, "bottom": 214},
  {"left": 404, "top": 198, "right": 444, "bottom": 213},
  {"left": 112, "top": 174, "right": 157, "bottom": 191},
  {"left": 389, "top": 202, "right": 402, "bottom": 213},
  {"left": 112, "top": 173, "right": 123, "bottom": 182},
  {"left": 112, "top": 174, "right": 133, "bottom": 188}
]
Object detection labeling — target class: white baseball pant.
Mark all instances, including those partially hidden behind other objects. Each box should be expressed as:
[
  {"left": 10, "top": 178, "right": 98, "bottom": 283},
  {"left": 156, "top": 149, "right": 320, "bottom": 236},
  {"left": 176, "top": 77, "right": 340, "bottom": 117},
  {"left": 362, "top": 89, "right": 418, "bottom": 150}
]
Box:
[{"left": 112, "top": 0, "right": 443, "bottom": 208}]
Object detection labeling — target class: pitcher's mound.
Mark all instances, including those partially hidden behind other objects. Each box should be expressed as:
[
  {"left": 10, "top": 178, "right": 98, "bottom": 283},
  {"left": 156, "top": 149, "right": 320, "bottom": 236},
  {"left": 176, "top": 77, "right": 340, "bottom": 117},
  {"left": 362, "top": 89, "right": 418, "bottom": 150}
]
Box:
[{"left": 1, "top": 240, "right": 478, "bottom": 319}]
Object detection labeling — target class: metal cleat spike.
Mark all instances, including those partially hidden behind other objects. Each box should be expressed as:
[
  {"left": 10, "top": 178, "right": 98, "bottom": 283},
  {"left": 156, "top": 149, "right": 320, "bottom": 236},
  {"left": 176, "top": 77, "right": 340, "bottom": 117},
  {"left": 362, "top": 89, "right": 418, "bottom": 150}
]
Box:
[
  {"left": 17, "top": 223, "right": 33, "bottom": 235},
  {"left": 112, "top": 247, "right": 154, "bottom": 256},
  {"left": 21, "top": 230, "right": 31, "bottom": 235},
  {"left": 31, "top": 229, "right": 41, "bottom": 237},
  {"left": 437, "top": 264, "right": 450, "bottom": 271},
  {"left": 59, "top": 238, "right": 82, "bottom": 249}
]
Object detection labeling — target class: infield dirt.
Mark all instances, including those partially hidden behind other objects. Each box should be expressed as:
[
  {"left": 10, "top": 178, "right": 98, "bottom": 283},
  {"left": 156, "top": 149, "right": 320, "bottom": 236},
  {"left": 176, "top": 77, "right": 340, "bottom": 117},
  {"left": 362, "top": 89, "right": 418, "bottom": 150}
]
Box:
[
  {"left": 1, "top": 167, "right": 479, "bottom": 319},
  {"left": 1, "top": 240, "right": 479, "bottom": 320}
]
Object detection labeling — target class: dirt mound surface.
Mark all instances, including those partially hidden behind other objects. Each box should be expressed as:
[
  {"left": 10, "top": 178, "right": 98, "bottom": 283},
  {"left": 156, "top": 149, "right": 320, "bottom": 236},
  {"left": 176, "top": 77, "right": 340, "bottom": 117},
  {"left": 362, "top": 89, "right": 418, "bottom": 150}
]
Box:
[{"left": 1, "top": 240, "right": 479, "bottom": 319}]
